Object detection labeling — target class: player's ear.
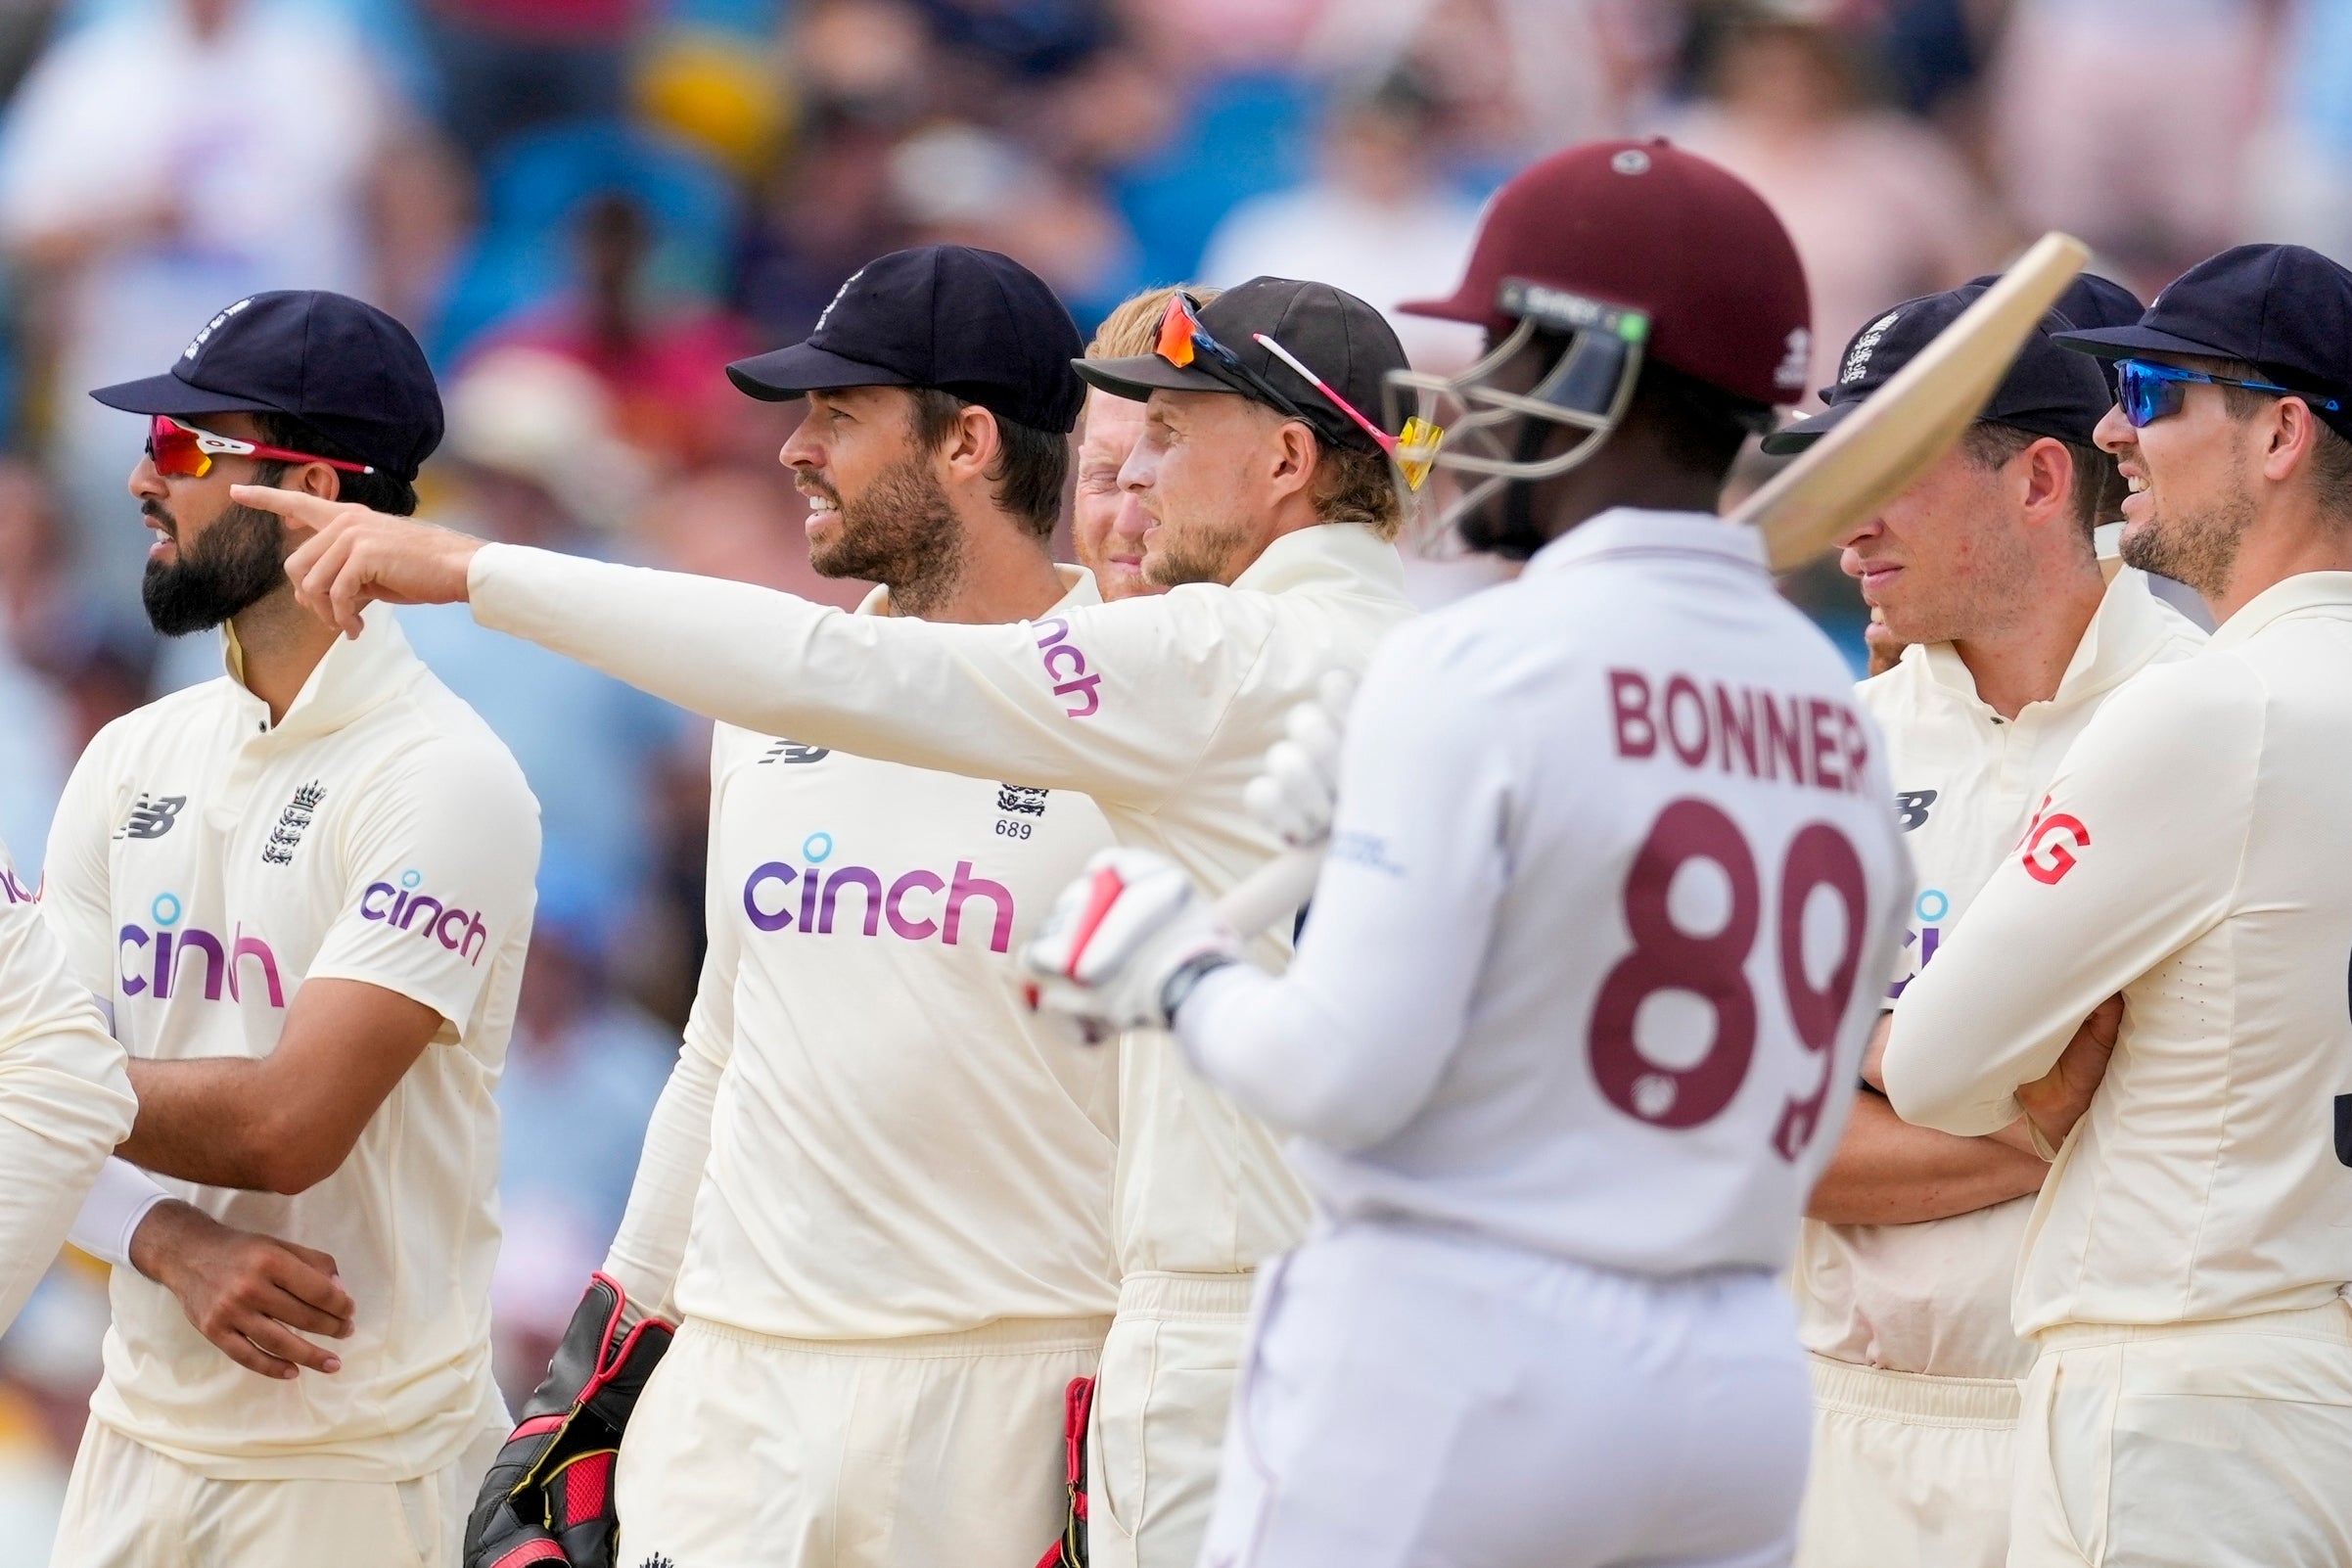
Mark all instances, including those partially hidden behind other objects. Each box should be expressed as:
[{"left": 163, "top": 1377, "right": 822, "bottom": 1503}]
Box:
[
  {"left": 1268, "top": 419, "right": 1316, "bottom": 501},
  {"left": 2260, "top": 395, "right": 2322, "bottom": 486},
  {"left": 297, "top": 461, "right": 341, "bottom": 502},
  {"left": 2019, "top": 437, "right": 2071, "bottom": 524}
]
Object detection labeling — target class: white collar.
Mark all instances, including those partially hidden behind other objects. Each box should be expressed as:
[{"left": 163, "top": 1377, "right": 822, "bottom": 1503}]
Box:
[{"left": 1523, "top": 508, "right": 1770, "bottom": 579}]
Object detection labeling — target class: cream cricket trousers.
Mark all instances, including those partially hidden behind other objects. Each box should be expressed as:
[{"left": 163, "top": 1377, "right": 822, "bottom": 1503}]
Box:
[
  {"left": 611, "top": 1312, "right": 1109, "bottom": 1568},
  {"left": 50, "top": 1416, "right": 505, "bottom": 1568},
  {"left": 1792, "top": 1355, "right": 2019, "bottom": 1568},
  {"left": 2009, "top": 1300, "right": 2352, "bottom": 1567},
  {"left": 1084, "top": 1270, "right": 1253, "bottom": 1568},
  {"left": 1197, "top": 1224, "right": 1811, "bottom": 1568}
]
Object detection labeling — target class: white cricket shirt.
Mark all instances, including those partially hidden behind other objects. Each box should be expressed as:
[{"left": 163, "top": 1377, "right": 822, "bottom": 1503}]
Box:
[
  {"left": 1794, "top": 569, "right": 2203, "bottom": 1378},
  {"left": 0, "top": 832, "right": 134, "bottom": 1333},
  {"left": 471, "top": 525, "right": 1415, "bottom": 1275},
  {"left": 1176, "top": 511, "right": 1910, "bottom": 1275},
  {"left": 41, "top": 608, "right": 538, "bottom": 1480},
  {"left": 1885, "top": 572, "right": 2352, "bottom": 1336},
  {"left": 610, "top": 572, "right": 1120, "bottom": 1339}
]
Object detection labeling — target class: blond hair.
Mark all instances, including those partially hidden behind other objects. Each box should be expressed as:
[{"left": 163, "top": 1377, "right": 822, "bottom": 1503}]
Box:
[
  {"left": 1087, "top": 283, "right": 1402, "bottom": 539},
  {"left": 1085, "top": 285, "right": 1221, "bottom": 359}
]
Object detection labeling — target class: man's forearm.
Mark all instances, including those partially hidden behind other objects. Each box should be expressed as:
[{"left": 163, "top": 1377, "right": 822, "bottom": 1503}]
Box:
[
  {"left": 1806, "top": 1091, "right": 2047, "bottom": 1225},
  {"left": 466, "top": 544, "right": 1170, "bottom": 803},
  {"left": 121, "top": 1059, "right": 280, "bottom": 1189}
]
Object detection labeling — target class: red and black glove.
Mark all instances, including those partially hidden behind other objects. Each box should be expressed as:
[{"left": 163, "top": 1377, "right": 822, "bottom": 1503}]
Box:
[
  {"left": 464, "top": 1274, "right": 674, "bottom": 1568},
  {"left": 1036, "top": 1375, "right": 1096, "bottom": 1568}
]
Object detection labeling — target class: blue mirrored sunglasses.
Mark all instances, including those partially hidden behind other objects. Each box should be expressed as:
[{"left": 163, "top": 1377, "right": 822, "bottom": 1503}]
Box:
[{"left": 2115, "top": 357, "right": 2346, "bottom": 428}]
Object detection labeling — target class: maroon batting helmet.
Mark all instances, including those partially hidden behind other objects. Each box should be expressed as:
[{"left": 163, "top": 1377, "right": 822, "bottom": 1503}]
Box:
[{"left": 1385, "top": 139, "right": 1810, "bottom": 544}]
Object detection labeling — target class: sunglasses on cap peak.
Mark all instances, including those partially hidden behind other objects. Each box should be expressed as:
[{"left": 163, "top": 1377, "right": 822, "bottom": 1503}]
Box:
[
  {"left": 144, "top": 414, "right": 375, "bottom": 480},
  {"left": 1152, "top": 294, "right": 1445, "bottom": 489},
  {"left": 2114, "top": 358, "right": 2346, "bottom": 430}
]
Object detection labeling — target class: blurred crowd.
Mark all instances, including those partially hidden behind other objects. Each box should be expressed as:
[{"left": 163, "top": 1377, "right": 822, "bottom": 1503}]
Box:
[{"left": 0, "top": 0, "right": 2342, "bottom": 1550}]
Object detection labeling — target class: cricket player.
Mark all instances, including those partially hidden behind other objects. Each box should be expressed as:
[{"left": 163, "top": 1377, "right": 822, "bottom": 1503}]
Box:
[
  {"left": 44, "top": 291, "right": 540, "bottom": 1568},
  {"left": 1883, "top": 242, "right": 2352, "bottom": 1565},
  {"left": 1777, "top": 280, "right": 2205, "bottom": 1568},
  {"left": 460, "top": 245, "right": 1123, "bottom": 1568},
  {"left": 0, "top": 843, "right": 136, "bottom": 1333},
  {"left": 1073, "top": 285, "right": 1207, "bottom": 604},
  {"left": 255, "top": 261, "right": 1418, "bottom": 1568},
  {"left": 1023, "top": 138, "right": 1910, "bottom": 1568}
]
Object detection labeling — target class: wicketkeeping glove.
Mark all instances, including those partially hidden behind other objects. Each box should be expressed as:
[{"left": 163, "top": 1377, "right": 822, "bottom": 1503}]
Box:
[
  {"left": 464, "top": 1274, "right": 674, "bottom": 1568},
  {"left": 1243, "top": 670, "right": 1355, "bottom": 849},
  {"left": 1021, "top": 848, "right": 1240, "bottom": 1037}
]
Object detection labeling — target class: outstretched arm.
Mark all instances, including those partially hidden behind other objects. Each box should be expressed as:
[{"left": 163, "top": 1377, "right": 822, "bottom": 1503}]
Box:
[{"left": 254, "top": 487, "right": 1258, "bottom": 809}]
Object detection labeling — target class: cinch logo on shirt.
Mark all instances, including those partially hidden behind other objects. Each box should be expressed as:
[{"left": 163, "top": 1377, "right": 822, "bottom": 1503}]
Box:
[
  {"left": 118, "top": 893, "right": 285, "bottom": 1006},
  {"left": 0, "top": 869, "right": 33, "bottom": 904},
  {"left": 740, "top": 832, "right": 1016, "bottom": 952},
  {"left": 1888, "top": 886, "right": 1949, "bottom": 1000},
  {"left": 1033, "top": 618, "right": 1101, "bottom": 718},
  {"left": 359, "top": 870, "right": 492, "bottom": 964}
]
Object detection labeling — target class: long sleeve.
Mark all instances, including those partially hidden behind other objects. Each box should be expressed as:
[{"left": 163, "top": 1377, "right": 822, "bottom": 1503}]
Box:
[
  {"left": 1882, "top": 661, "right": 2253, "bottom": 1135},
  {"left": 0, "top": 825, "right": 134, "bottom": 1331},
  {"left": 1176, "top": 630, "right": 1511, "bottom": 1150},
  {"left": 40, "top": 726, "right": 120, "bottom": 1002},
  {"left": 600, "top": 737, "right": 741, "bottom": 1319},
  {"left": 467, "top": 544, "right": 1268, "bottom": 810}
]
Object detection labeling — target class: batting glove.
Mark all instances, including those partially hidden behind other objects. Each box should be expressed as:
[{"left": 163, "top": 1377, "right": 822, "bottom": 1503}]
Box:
[
  {"left": 1021, "top": 849, "right": 1240, "bottom": 1037},
  {"left": 464, "top": 1274, "right": 673, "bottom": 1568},
  {"left": 1243, "top": 670, "right": 1356, "bottom": 849}
]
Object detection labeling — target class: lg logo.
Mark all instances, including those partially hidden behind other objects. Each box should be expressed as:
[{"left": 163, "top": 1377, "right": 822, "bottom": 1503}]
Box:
[{"left": 2019, "top": 796, "right": 2090, "bottom": 885}]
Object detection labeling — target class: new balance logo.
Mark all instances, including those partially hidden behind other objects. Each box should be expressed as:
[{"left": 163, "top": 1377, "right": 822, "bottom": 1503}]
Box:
[
  {"left": 262, "top": 780, "right": 326, "bottom": 866},
  {"left": 1893, "top": 789, "right": 1937, "bottom": 832},
  {"left": 761, "top": 740, "right": 831, "bottom": 765},
  {"left": 997, "top": 784, "right": 1048, "bottom": 816},
  {"left": 115, "top": 795, "right": 186, "bottom": 841}
]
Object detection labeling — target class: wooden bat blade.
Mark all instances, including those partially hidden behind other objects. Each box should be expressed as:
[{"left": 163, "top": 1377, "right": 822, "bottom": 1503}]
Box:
[{"left": 1732, "top": 231, "right": 2092, "bottom": 572}]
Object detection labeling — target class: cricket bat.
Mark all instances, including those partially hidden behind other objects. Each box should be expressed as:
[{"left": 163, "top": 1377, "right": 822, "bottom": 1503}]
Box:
[
  {"left": 1214, "top": 232, "right": 2093, "bottom": 939},
  {"left": 1739, "top": 230, "right": 2092, "bottom": 571}
]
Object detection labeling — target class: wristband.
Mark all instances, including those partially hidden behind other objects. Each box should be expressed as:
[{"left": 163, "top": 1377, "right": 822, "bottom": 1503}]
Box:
[
  {"left": 1159, "top": 951, "right": 1237, "bottom": 1024},
  {"left": 68, "top": 1158, "right": 171, "bottom": 1270}
]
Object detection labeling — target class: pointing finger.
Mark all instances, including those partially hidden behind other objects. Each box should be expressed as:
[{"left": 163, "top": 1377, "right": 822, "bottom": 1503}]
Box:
[{"left": 230, "top": 484, "right": 337, "bottom": 530}]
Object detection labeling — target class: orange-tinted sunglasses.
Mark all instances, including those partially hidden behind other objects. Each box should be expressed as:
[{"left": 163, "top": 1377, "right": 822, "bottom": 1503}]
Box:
[
  {"left": 145, "top": 414, "right": 375, "bottom": 480},
  {"left": 1152, "top": 295, "right": 1444, "bottom": 489}
]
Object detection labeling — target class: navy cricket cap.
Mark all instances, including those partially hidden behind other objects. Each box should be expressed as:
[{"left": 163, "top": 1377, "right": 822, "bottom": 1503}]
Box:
[
  {"left": 1075, "top": 277, "right": 1409, "bottom": 455},
  {"left": 2052, "top": 243, "right": 2352, "bottom": 441},
  {"left": 1763, "top": 281, "right": 2116, "bottom": 455},
  {"left": 727, "top": 245, "right": 1085, "bottom": 434},
  {"left": 90, "top": 291, "right": 442, "bottom": 481},
  {"left": 1990, "top": 270, "right": 2144, "bottom": 397}
]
